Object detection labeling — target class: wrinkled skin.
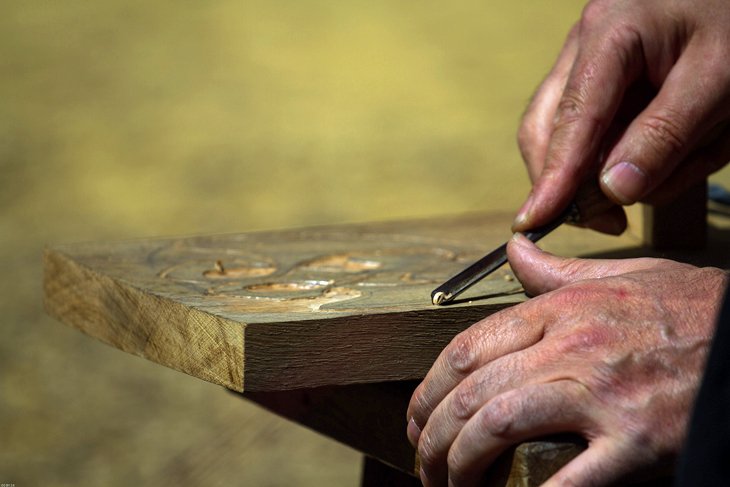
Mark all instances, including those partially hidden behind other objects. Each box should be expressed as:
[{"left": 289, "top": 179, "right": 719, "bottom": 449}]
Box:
[
  {"left": 406, "top": 1, "right": 730, "bottom": 484},
  {"left": 407, "top": 234, "right": 727, "bottom": 486},
  {"left": 513, "top": 0, "right": 730, "bottom": 235}
]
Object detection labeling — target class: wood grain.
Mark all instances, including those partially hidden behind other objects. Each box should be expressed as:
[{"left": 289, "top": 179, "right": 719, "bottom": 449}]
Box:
[
  {"left": 44, "top": 212, "right": 641, "bottom": 391},
  {"left": 241, "top": 381, "right": 587, "bottom": 486}
]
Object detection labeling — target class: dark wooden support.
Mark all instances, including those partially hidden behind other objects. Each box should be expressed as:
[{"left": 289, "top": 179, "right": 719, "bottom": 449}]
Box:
[
  {"left": 238, "top": 382, "right": 678, "bottom": 486},
  {"left": 361, "top": 456, "right": 422, "bottom": 487},
  {"left": 643, "top": 181, "right": 707, "bottom": 250},
  {"left": 241, "top": 381, "right": 421, "bottom": 473},
  {"left": 240, "top": 382, "right": 589, "bottom": 486}
]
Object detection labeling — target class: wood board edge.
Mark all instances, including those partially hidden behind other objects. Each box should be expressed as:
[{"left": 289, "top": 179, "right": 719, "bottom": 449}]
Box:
[
  {"left": 43, "top": 247, "right": 245, "bottom": 392},
  {"left": 243, "top": 302, "right": 522, "bottom": 390}
]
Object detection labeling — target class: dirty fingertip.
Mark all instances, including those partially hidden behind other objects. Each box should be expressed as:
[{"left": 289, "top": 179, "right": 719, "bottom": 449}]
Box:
[
  {"left": 510, "top": 232, "right": 530, "bottom": 245},
  {"left": 507, "top": 234, "right": 538, "bottom": 280},
  {"left": 509, "top": 233, "right": 542, "bottom": 253},
  {"left": 512, "top": 193, "right": 535, "bottom": 231},
  {"left": 407, "top": 417, "right": 421, "bottom": 446},
  {"left": 507, "top": 234, "right": 529, "bottom": 263}
]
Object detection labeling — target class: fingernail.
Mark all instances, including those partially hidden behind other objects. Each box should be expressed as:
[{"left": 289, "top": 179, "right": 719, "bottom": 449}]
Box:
[
  {"left": 511, "top": 232, "right": 527, "bottom": 246},
  {"left": 601, "top": 161, "right": 648, "bottom": 204},
  {"left": 513, "top": 193, "right": 534, "bottom": 228},
  {"left": 407, "top": 417, "right": 421, "bottom": 445},
  {"left": 511, "top": 232, "right": 540, "bottom": 249}
]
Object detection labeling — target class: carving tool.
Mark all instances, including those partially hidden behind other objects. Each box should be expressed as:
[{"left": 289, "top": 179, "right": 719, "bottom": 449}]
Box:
[{"left": 431, "top": 184, "right": 615, "bottom": 305}]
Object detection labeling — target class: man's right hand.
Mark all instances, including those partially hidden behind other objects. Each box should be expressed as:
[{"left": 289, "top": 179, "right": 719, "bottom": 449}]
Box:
[{"left": 514, "top": 0, "right": 730, "bottom": 235}]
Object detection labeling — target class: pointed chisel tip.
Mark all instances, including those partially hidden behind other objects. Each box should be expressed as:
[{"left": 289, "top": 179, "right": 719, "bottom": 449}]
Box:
[{"left": 432, "top": 291, "right": 448, "bottom": 306}]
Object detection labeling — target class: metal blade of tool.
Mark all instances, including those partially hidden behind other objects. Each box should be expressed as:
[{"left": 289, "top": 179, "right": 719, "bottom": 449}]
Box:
[
  {"left": 431, "top": 182, "right": 616, "bottom": 305},
  {"left": 431, "top": 203, "right": 578, "bottom": 305}
]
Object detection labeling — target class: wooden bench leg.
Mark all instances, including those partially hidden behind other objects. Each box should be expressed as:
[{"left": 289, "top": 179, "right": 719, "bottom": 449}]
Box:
[
  {"left": 361, "top": 456, "right": 421, "bottom": 487},
  {"left": 642, "top": 180, "right": 707, "bottom": 250}
]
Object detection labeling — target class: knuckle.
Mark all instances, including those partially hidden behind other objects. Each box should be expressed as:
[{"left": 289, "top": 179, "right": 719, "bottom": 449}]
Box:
[
  {"left": 640, "top": 112, "right": 687, "bottom": 157},
  {"left": 481, "top": 393, "right": 518, "bottom": 437},
  {"left": 445, "top": 331, "right": 480, "bottom": 375},
  {"left": 554, "top": 327, "right": 614, "bottom": 356},
  {"left": 556, "top": 257, "right": 588, "bottom": 282},
  {"left": 605, "top": 23, "right": 643, "bottom": 74},
  {"left": 554, "top": 91, "right": 586, "bottom": 128},
  {"left": 451, "top": 384, "right": 478, "bottom": 420},
  {"left": 552, "top": 89, "right": 605, "bottom": 140},
  {"left": 580, "top": 0, "right": 609, "bottom": 31},
  {"left": 546, "top": 285, "right": 596, "bottom": 309},
  {"left": 580, "top": 0, "right": 640, "bottom": 39}
]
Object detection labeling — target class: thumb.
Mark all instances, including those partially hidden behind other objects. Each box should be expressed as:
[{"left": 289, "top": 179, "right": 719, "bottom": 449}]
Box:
[{"left": 506, "top": 233, "right": 659, "bottom": 295}]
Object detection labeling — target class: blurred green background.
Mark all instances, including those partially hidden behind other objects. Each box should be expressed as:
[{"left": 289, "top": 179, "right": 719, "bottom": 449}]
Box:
[{"left": 8, "top": 0, "right": 721, "bottom": 485}]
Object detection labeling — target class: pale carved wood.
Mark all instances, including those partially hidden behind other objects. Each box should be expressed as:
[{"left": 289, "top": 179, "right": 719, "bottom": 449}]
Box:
[
  {"left": 45, "top": 210, "right": 728, "bottom": 485},
  {"left": 43, "top": 212, "right": 641, "bottom": 392}
]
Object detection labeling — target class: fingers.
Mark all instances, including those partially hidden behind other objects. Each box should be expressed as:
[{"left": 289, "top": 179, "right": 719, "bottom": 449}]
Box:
[
  {"left": 513, "top": 9, "right": 645, "bottom": 231},
  {"left": 600, "top": 41, "right": 730, "bottom": 204},
  {"left": 417, "top": 344, "right": 559, "bottom": 486},
  {"left": 518, "top": 24, "right": 580, "bottom": 183},
  {"left": 506, "top": 233, "right": 661, "bottom": 295},
  {"left": 407, "top": 309, "right": 545, "bottom": 436},
  {"left": 444, "top": 380, "right": 592, "bottom": 487}
]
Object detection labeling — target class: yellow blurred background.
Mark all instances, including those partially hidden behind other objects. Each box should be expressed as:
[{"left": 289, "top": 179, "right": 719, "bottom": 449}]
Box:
[{"left": 4, "top": 1, "right": 727, "bottom": 485}]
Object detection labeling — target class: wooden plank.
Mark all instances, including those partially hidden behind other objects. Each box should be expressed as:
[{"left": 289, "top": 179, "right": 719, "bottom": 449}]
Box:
[{"left": 43, "top": 212, "right": 640, "bottom": 392}]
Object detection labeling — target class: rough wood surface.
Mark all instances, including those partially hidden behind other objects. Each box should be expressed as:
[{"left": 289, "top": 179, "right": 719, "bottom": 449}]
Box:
[
  {"left": 243, "top": 381, "right": 674, "bottom": 486},
  {"left": 242, "top": 381, "right": 587, "bottom": 485},
  {"left": 44, "top": 212, "right": 640, "bottom": 392},
  {"left": 243, "top": 381, "right": 421, "bottom": 474}
]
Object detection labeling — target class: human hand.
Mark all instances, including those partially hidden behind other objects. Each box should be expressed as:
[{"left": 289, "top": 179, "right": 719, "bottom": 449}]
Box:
[
  {"left": 514, "top": 0, "right": 730, "bottom": 235},
  {"left": 407, "top": 234, "right": 727, "bottom": 486}
]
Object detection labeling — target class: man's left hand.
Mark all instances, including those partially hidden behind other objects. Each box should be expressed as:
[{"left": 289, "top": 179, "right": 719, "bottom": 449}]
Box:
[{"left": 407, "top": 233, "right": 727, "bottom": 486}]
